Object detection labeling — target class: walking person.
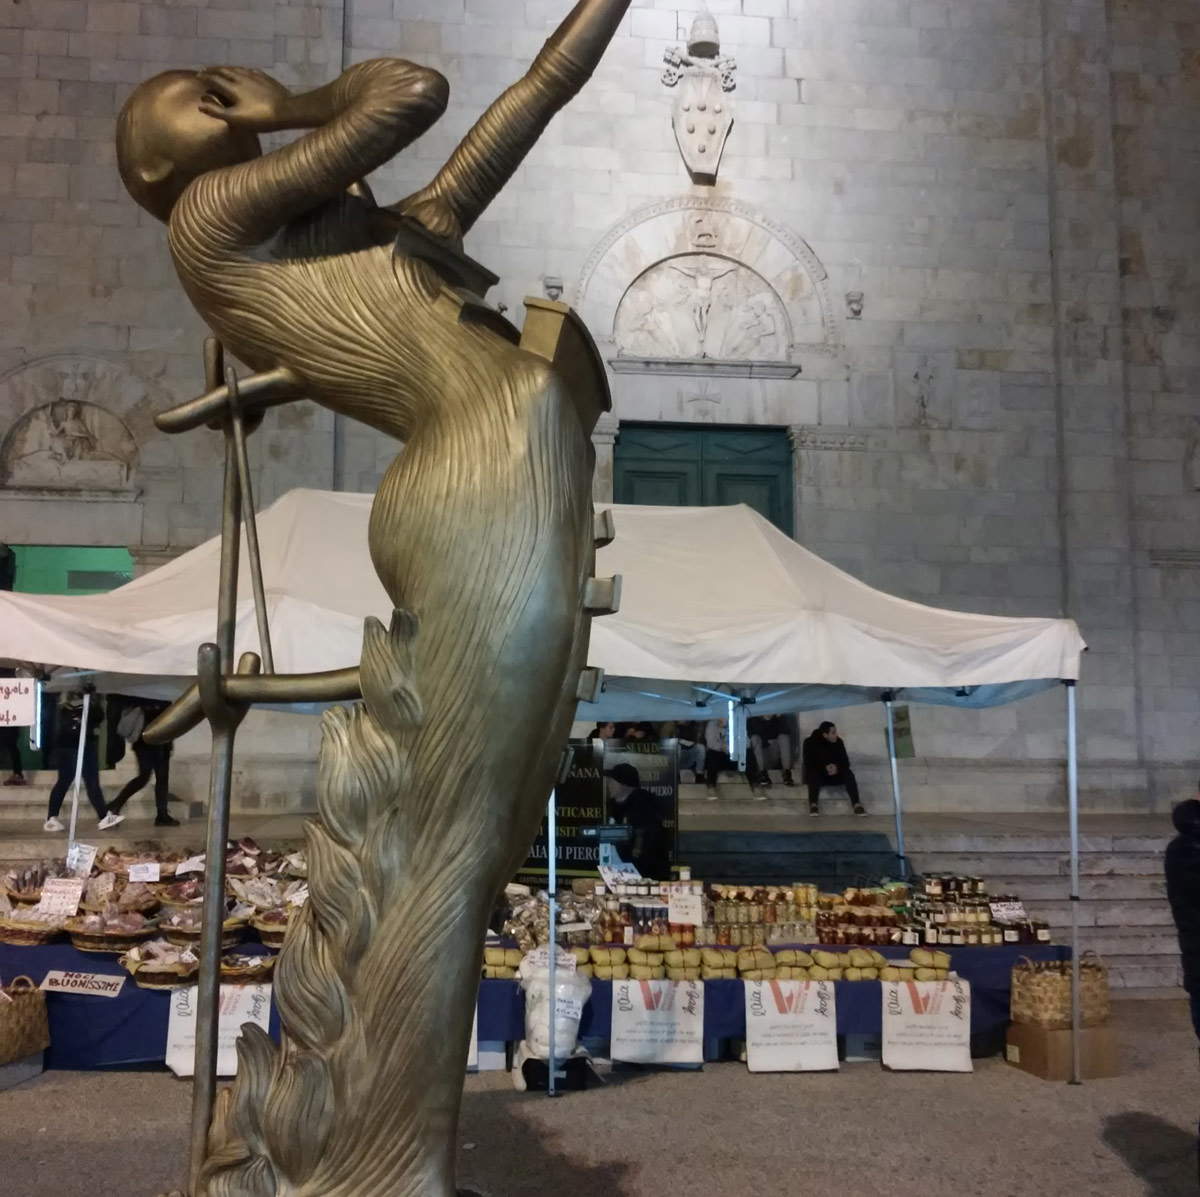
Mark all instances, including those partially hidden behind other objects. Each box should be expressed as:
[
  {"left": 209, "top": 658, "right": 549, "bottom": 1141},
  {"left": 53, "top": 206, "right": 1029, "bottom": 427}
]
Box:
[
  {"left": 0, "top": 665, "right": 28, "bottom": 786},
  {"left": 44, "top": 689, "right": 123, "bottom": 832},
  {"left": 802, "top": 721, "right": 866, "bottom": 817},
  {"left": 1166, "top": 793, "right": 1200, "bottom": 1040},
  {"left": 108, "top": 697, "right": 178, "bottom": 826}
]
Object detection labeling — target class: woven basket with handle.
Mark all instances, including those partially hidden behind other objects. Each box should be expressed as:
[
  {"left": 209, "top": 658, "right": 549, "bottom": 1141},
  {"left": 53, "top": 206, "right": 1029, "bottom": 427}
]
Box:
[
  {"left": 0, "top": 975, "right": 50, "bottom": 1066},
  {"left": 1010, "top": 952, "right": 1110, "bottom": 1030}
]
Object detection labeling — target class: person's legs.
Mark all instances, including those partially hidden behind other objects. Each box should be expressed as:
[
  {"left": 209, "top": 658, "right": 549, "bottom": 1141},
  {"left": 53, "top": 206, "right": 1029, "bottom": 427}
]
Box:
[
  {"left": 704, "top": 748, "right": 723, "bottom": 797},
  {"left": 750, "top": 734, "right": 767, "bottom": 783},
  {"left": 776, "top": 733, "right": 794, "bottom": 783},
  {"left": 0, "top": 726, "right": 24, "bottom": 780},
  {"left": 46, "top": 757, "right": 72, "bottom": 819},
  {"left": 110, "top": 742, "right": 153, "bottom": 812},
  {"left": 152, "top": 748, "right": 176, "bottom": 823},
  {"left": 806, "top": 774, "right": 823, "bottom": 815},
  {"left": 81, "top": 744, "right": 109, "bottom": 819},
  {"left": 838, "top": 768, "right": 866, "bottom": 814}
]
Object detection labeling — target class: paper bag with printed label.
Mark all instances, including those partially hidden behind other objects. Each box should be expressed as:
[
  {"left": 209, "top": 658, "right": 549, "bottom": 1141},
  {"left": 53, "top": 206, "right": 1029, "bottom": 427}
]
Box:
[
  {"left": 165, "top": 983, "right": 272, "bottom": 1077},
  {"left": 611, "top": 979, "right": 704, "bottom": 1065},
  {"left": 744, "top": 979, "right": 838, "bottom": 1072},
  {"left": 881, "top": 979, "right": 972, "bottom": 1072}
]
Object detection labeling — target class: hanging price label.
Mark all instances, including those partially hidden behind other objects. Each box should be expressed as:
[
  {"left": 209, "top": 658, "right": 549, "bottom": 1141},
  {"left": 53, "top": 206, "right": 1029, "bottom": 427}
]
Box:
[
  {"left": 66, "top": 842, "right": 97, "bottom": 878},
  {"left": 128, "top": 862, "right": 161, "bottom": 883},
  {"left": 175, "top": 856, "right": 205, "bottom": 876},
  {"left": 36, "top": 877, "right": 84, "bottom": 917}
]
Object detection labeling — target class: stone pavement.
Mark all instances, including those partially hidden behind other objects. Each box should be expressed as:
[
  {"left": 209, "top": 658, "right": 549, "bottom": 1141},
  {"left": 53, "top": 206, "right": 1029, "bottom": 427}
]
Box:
[{"left": 1, "top": 1000, "right": 1195, "bottom": 1196}]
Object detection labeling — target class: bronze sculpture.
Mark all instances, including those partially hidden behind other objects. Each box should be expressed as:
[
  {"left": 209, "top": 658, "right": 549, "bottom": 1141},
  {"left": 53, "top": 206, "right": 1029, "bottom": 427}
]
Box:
[{"left": 117, "top": 4, "right": 629, "bottom": 1193}]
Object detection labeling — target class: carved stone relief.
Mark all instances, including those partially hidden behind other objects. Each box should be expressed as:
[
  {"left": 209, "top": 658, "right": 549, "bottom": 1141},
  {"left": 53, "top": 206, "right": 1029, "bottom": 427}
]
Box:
[
  {"left": 576, "top": 196, "right": 842, "bottom": 381},
  {"left": 0, "top": 356, "right": 146, "bottom": 492},
  {"left": 662, "top": 15, "right": 737, "bottom": 185}
]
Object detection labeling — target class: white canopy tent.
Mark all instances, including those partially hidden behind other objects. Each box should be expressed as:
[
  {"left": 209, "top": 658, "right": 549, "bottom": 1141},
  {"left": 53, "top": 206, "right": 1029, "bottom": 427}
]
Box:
[{"left": 0, "top": 489, "right": 1089, "bottom": 1078}]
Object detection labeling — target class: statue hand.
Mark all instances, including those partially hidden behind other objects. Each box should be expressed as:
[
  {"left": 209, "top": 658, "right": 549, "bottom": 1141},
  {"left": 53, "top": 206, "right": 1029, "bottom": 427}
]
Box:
[{"left": 198, "top": 67, "right": 291, "bottom": 132}]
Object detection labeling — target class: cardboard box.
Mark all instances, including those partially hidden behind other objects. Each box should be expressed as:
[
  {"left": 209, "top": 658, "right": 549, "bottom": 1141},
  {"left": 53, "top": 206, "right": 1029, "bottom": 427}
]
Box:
[{"left": 1005, "top": 1022, "right": 1118, "bottom": 1081}]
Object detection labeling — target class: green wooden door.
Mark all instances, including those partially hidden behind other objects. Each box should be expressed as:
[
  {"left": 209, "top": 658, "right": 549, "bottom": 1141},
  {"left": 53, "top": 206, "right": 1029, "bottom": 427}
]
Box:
[{"left": 615, "top": 424, "right": 793, "bottom": 534}]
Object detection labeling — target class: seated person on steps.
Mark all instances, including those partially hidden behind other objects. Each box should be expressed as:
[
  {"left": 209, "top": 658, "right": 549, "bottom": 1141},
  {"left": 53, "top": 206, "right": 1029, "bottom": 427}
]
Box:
[{"left": 802, "top": 720, "right": 866, "bottom": 817}]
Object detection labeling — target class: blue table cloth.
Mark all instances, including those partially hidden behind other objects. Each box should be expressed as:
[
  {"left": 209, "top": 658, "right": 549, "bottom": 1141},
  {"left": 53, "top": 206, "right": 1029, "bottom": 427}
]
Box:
[{"left": 0, "top": 942, "right": 1066, "bottom": 1069}]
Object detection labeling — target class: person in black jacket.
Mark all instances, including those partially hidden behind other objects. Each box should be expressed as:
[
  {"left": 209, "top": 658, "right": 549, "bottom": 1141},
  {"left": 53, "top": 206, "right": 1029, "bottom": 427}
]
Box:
[
  {"left": 108, "top": 696, "right": 178, "bottom": 826},
  {"left": 44, "top": 689, "right": 123, "bottom": 833},
  {"left": 604, "top": 762, "right": 670, "bottom": 880},
  {"left": 802, "top": 721, "right": 866, "bottom": 817},
  {"left": 1166, "top": 794, "right": 1200, "bottom": 1038}
]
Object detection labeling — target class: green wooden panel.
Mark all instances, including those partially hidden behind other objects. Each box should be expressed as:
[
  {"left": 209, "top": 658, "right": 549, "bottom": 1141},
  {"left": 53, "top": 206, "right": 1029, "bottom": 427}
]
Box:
[
  {"left": 703, "top": 462, "right": 792, "bottom": 534},
  {"left": 614, "top": 460, "right": 702, "bottom": 508},
  {"left": 615, "top": 422, "right": 794, "bottom": 535},
  {"left": 11, "top": 545, "right": 133, "bottom": 596}
]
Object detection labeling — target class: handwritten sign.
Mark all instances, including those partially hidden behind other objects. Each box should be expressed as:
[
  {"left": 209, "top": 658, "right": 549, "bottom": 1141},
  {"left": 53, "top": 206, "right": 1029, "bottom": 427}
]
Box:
[
  {"left": 0, "top": 678, "right": 36, "bottom": 728},
  {"left": 744, "top": 980, "right": 839, "bottom": 1072},
  {"left": 554, "top": 993, "right": 585, "bottom": 1023},
  {"left": 166, "top": 983, "right": 272, "bottom": 1077},
  {"left": 40, "top": 970, "right": 124, "bottom": 998},
  {"left": 522, "top": 945, "right": 576, "bottom": 974},
  {"left": 128, "top": 862, "right": 161, "bottom": 883},
  {"left": 66, "top": 842, "right": 98, "bottom": 878},
  {"left": 611, "top": 979, "right": 704, "bottom": 1065},
  {"left": 175, "top": 856, "right": 205, "bottom": 877},
  {"left": 989, "top": 900, "right": 1027, "bottom": 923},
  {"left": 667, "top": 890, "right": 704, "bottom": 927},
  {"left": 36, "top": 877, "right": 84, "bottom": 917},
  {"left": 881, "top": 979, "right": 972, "bottom": 1072}
]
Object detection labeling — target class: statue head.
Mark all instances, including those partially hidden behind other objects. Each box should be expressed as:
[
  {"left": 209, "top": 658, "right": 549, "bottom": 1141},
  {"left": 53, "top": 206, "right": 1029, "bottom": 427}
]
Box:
[
  {"left": 687, "top": 15, "right": 720, "bottom": 58},
  {"left": 117, "top": 70, "right": 263, "bottom": 222}
]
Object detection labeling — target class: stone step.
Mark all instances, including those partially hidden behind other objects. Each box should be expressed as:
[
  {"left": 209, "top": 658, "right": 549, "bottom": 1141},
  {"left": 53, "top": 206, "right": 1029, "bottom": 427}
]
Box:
[
  {"left": 1037, "top": 899, "right": 1174, "bottom": 928},
  {"left": 1105, "top": 959, "right": 1183, "bottom": 988},
  {"left": 1060, "top": 928, "right": 1181, "bottom": 957},
  {"left": 978, "top": 875, "right": 1167, "bottom": 901},
  {"left": 907, "top": 851, "right": 1164, "bottom": 877}
]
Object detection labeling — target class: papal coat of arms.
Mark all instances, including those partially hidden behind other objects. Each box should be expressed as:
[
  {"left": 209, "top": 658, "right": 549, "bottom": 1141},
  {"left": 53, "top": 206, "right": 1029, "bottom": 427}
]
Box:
[{"left": 662, "top": 14, "right": 737, "bottom": 184}]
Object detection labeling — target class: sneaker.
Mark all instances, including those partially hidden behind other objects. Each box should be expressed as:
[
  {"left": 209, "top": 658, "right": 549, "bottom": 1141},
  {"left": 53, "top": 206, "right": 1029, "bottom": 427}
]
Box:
[
  {"left": 853, "top": 803, "right": 867, "bottom": 817},
  {"left": 752, "top": 788, "right": 768, "bottom": 802},
  {"left": 154, "top": 813, "right": 181, "bottom": 827},
  {"left": 43, "top": 816, "right": 65, "bottom": 833},
  {"left": 808, "top": 804, "right": 820, "bottom": 818},
  {"left": 782, "top": 770, "right": 795, "bottom": 787},
  {"left": 97, "top": 811, "right": 125, "bottom": 831},
  {"left": 706, "top": 787, "right": 719, "bottom": 802},
  {"left": 4, "top": 775, "right": 28, "bottom": 787}
]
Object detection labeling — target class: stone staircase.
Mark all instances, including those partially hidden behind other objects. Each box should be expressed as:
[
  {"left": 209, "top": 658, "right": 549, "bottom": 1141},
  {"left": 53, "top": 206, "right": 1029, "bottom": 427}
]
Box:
[
  {"left": 903, "top": 825, "right": 1178, "bottom": 990},
  {"left": 679, "top": 788, "right": 1179, "bottom": 992}
]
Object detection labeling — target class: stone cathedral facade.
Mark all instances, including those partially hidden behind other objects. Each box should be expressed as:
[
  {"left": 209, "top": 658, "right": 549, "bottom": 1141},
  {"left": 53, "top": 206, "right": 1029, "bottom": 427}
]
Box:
[{"left": 1, "top": 0, "right": 1198, "bottom": 813}]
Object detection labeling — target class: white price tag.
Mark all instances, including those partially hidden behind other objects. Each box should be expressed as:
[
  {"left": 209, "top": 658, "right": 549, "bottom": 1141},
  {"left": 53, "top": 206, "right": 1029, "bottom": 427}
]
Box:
[
  {"left": 40, "top": 970, "right": 124, "bottom": 998},
  {"left": 599, "top": 862, "right": 642, "bottom": 890},
  {"left": 36, "top": 877, "right": 84, "bottom": 917},
  {"left": 166, "top": 983, "right": 272, "bottom": 1077},
  {"left": 175, "top": 856, "right": 205, "bottom": 877},
  {"left": 668, "top": 891, "right": 704, "bottom": 926},
  {"left": 523, "top": 945, "right": 576, "bottom": 973},
  {"left": 128, "top": 862, "right": 161, "bottom": 883},
  {"left": 554, "top": 993, "right": 584, "bottom": 1022},
  {"left": 989, "top": 900, "right": 1027, "bottom": 923},
  {"left": 66, "top": 843, "right": 97, "bottom": 878}
]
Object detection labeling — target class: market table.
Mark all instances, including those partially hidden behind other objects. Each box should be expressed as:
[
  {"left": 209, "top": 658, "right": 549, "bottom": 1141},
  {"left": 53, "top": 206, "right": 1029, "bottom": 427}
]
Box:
[{"left": 0, "top": 942, "right": 1067, "bottom": 1069}]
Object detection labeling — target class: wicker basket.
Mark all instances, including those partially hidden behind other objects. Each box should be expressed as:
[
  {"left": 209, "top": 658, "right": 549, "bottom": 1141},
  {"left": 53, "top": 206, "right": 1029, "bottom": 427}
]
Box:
[
  {"left": 250, "top": 913, "right": 290, "bottom": 948},
  {"left": 121, "top": 958, "right": 199, "bottom": 991},
  {"left": 220, "top": 955, "right": 276, "bottom": 984},
  {"left": 0, "top": 976, "right": 50, "bottom": 1066},
  {"left": 0, "top": 916, "right": 64, "bottom": 946},
  {"left": 161, "top": 919, "right": 246, "bottom": 951},
  {"left": 3, "top": 885, "right": 43, "bottom": 906},
  {"left": 64, "top": 918, "right": 160, "bottom": 955},
  {"left": 1010, "top": 952, "right": 1110, "bottom": 1029}
]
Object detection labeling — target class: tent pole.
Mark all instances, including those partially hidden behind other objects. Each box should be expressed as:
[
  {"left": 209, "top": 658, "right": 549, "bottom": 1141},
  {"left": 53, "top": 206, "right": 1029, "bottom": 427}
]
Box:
[
  {"left": 883, "top": 696, "right": 907, "bottom": 880},
  {"left": 546, "top": 787, "right": 558, "bottom": 1098},
  {"left": 1065, "top": 679, "right": 1081, "bottom": 1085},
  {"left": 227, "top": 368, "right": 274, "bottom": 674},
  {"left": 66, "top": 689, "right": 90, "bottom": 846}
]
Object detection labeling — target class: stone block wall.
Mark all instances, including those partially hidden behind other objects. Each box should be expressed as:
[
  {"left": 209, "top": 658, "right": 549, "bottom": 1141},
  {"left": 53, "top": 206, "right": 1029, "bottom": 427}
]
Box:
[{"left": 1, "top": 0, "right": 1197, "bottom": 812}]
